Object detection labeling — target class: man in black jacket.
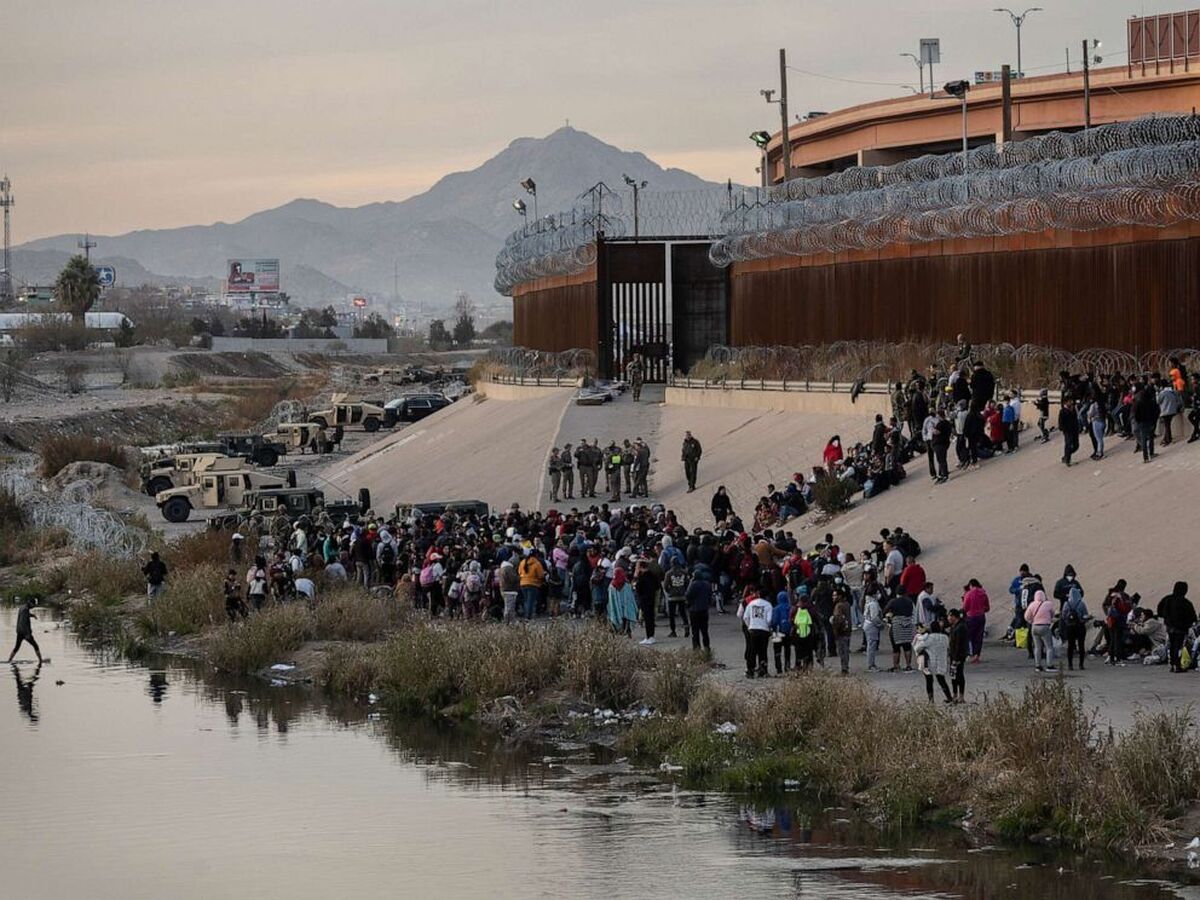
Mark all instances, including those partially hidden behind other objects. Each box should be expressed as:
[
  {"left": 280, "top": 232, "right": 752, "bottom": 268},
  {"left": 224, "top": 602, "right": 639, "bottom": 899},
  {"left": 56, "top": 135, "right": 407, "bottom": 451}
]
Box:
[
  {"left": 947, "top": 608, "right": 968, "bottom": 703},
  {"left": 1132, "top": 383, "right": 1160, "bottom": 463},
  {"left": 1058, "top": 398, "right": 1081, "bottom": 466},
  {"left": 969, "top": 362, "right": 995, "bottom": 412},
  {"left": 1157, "top": 582, "right": 1197, "bottom": 672}
]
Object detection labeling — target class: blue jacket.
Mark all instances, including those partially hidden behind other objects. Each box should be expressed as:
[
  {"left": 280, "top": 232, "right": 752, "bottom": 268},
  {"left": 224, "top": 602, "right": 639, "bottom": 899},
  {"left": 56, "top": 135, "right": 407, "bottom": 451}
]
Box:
[{"left": 770, "top": 591, "right": 793, "bottom": 634}]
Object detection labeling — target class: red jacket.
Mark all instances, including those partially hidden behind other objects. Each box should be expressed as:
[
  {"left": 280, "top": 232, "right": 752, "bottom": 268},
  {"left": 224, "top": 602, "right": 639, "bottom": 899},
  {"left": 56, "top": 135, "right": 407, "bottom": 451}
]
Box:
[
  {"left": 899, "top": 563, "right": 926, "bottom": 598},
  {"left": 963, "top": 586, "right": 991, "bottom": 618}
]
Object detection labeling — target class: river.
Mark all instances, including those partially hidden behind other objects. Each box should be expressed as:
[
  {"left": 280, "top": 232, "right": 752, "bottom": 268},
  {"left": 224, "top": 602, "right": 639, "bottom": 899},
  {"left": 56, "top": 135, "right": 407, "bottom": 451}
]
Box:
[{"left": 0, "top": 608, "right": 1195, "bottom": 900}]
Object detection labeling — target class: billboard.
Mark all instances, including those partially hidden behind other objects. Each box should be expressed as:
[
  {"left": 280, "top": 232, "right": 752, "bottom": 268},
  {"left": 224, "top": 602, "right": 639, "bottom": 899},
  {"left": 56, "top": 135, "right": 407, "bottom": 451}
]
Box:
[{"left": 225, "top": 259, "right": 280, "bottom": 294}]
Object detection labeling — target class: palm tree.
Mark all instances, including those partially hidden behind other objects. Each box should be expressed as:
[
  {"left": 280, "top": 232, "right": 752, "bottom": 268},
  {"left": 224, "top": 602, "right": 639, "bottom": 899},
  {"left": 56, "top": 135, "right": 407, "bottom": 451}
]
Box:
[{"left": 55, "top": 255, "right": 101, "bottom": 322}]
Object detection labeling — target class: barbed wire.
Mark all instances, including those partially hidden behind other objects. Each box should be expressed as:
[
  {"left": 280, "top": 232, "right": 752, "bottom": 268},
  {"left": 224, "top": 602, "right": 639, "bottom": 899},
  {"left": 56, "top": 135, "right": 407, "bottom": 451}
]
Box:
[
  {"left": 711, "top": 115, "right": 1200, "bottom": 265},
  {"left": 481, "top": 347, "right": 597, "bottom": 378},
  {"left": 689, "top": 342, "right": 1200, "bottom": 386},
  {"left": 0, "top": 469, "right": 149, "bottom": 558}
]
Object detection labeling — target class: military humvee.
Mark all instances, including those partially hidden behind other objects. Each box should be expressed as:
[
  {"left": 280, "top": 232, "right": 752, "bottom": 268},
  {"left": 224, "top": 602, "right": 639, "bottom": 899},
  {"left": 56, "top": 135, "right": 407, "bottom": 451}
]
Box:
[{"left": 155, "top": 463, "right": 294, "bottom": 523}]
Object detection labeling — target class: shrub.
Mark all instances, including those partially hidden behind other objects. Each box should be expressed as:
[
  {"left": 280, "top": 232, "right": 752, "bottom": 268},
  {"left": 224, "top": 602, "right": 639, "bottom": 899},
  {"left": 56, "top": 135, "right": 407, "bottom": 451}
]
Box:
[
  {"left": 560, "top": 627, "right": 646, "bottom": 708},
  {"left": 161, "top": 370, "right": 200, "bottom": 389},
  {"left": 204, "top": 603, "right": 314, "bottom": 674},
  {"left": 39, "top": 435, "right": 131, "bottom": 477},
  {"left": 163, "top": 529, "right": 244, "bottom": 574},
  {"left": 73, "top": 551, "right": 145, "bottom": 604},
  {"left": 138, "top": 563, "right": 224, "bottom": 637},
  {"left": 313, "top": 588, "right": 402, "bottom": 642},
  {"left": 642, "top": 651, "right": 706, "bottom": 715},
  {"left": 319, "top": 644, "right": 382, "bottom": 696},
  {"left": 811, "top": 477, "right": 856, "bottom": 517},
  {"left": 16, "top": 320, "right": 89, "bottom": 353},
  {"left": 63, "top": 361, "right": 88, "bottom": 394}
]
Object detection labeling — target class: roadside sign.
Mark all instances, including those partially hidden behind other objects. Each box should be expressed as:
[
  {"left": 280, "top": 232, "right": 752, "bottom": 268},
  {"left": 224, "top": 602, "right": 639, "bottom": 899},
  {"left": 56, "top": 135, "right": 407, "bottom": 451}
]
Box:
[{"left": 95, "top": 266, "right": 116, "bottom": 288}]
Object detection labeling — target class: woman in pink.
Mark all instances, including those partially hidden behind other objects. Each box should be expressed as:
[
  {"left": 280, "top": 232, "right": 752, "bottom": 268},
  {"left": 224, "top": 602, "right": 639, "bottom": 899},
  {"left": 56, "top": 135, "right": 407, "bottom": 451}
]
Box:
[{"left": 961, "top": 578, "right": 990, "bottom": 662}]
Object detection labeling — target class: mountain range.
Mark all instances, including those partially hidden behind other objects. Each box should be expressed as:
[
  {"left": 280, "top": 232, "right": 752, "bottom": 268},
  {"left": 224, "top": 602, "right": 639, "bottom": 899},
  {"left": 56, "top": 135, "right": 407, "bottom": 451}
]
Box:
[{"left": 14, "top": 128, "right": 724, "bottom": 318}]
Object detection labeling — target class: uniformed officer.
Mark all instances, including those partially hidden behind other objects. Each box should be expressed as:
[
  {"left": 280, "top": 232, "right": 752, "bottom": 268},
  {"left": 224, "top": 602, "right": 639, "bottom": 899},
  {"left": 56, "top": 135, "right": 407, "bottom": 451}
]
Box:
[
  {"left": 548, "top": 447, "right": 562, "bottom": 503},
  {"left": 621, "top": 439, "right": 634, "bottom": 494},
  {"left": 561, "top": 442, "right": 574, "bottom": 499},
  {"left": 606, "top": 441, "right": 623, "bottom": 502},
  {"left": 626, "top": 353, "right": 645, "bottom": 402},
  {"left": 632, "top": 437, "right": 650, "bottom": 497}
]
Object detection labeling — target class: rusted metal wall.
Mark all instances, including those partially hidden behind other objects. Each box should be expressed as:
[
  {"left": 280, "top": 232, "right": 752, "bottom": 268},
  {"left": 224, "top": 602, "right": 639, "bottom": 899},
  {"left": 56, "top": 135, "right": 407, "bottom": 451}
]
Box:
[
  {"left": 730, "top": 237, "right": 1200, "bottom": 353},
  {"left": 512, "top": 280, "right": 599, "bottom": 356}
]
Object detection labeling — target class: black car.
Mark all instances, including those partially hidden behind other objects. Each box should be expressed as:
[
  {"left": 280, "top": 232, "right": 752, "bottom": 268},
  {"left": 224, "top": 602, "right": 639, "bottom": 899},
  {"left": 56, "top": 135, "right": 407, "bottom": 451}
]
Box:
[{"left": 385, "top": 393, "right": 451, "bottom": 423}]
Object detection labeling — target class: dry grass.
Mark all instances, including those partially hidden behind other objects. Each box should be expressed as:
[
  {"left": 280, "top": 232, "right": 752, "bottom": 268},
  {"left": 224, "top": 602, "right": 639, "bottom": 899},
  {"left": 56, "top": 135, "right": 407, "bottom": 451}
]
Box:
[
  {"left": 312, "top": 588, "right": 404, "bottom": 642},
  {"left": 137, "top": 563, "right": 225, "bottom": 637},
  {"left": 205, "top": 603, "right": 315, "bottom": 674},
  {"left": 39, "top": 435, "right": 131, "bottom": 478},
  {"left": 74, "top": 551, "right": 146, "bottom": 604},
  {"left": 620, "top": 674, "right": 1200, "bottom": 849}
]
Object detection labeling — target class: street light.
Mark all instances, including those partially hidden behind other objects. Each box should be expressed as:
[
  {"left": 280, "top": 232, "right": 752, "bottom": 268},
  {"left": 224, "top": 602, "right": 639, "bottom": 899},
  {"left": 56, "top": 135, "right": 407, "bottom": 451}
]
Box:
[
  {"left": 993, "top": 7, "right": 1042, "bottom": 78},
  {"left": 520, "top": 177, "right": 538, "bottom": 220},
  {"left": 750, "top": 131, "right": 771, "bottom": 188},
  {"left": 943, "top": 80, "right": 972, "bottom": 184},
  {"left": 900, "top": 52, "right": 925, "bottom": 94},
  {"left": 623, "top": 174, "right": 648, "bottom": 239}
]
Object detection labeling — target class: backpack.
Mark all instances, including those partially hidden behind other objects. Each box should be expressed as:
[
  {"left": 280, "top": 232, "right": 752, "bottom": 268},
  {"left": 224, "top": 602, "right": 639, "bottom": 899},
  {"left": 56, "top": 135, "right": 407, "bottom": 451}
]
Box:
[
  {"left": 379, "top": 543, "right": 396, "bottom": 565},
  {"left": 419, "top": 565, "right": 436, "bottom": 587}
]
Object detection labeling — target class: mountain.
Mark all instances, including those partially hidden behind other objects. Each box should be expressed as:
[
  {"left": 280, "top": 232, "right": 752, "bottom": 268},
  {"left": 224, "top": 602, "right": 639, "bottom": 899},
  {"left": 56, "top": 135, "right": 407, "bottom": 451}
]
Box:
[{"left": 14, "top": 128, "right": 727, "bottom": 314}]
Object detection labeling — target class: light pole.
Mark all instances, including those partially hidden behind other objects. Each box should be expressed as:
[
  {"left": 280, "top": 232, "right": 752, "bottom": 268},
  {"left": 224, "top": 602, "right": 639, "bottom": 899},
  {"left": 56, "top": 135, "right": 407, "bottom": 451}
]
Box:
[
  {"left": 622, "top": 175, "right": 647, "bottom": 239},
  {"left": 512, "top": 199, "right": 527, "bottom": 234},
  {"left": 750, "top": 131, "right": 771, "bottom": 189},
  {"left": 1082, "top": 39, "right": 1103, "bottom": 130},
  {"left": 520, "top": 178, "right": 538, "bottom": 221},
  {"left": 943, "top": 80, "right": 972, "bottom": 188},
  {"left": 994, "top": 7, "right": 1042, "bottom": 78},
  {"left": 900, "top": 52, "right": 925, "bottom": 94}
]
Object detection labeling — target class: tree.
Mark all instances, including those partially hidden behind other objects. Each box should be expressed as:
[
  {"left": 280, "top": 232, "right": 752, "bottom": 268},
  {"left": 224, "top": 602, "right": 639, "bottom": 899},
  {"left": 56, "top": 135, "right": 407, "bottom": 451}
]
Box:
[
  {"left": 319, "top": 305, "right": 338, "bottom": 329},
  {"left": 354, "top": 313, "right": 394, "bottom": 340},
  {"left": 428, "top": 319, "right": 452, "bottom": 349},
  {"left": 452, "top": 292, "right": 476, "bottom": 347},
  {"left": 114, "top": 318, "right": 137, "bottom": 348},
  {"left": 480, "top": 320, "right": 514, "bottom": 346},
  {"left": 55, "top": 255, "right": 101, "bottom": 322},
  {"left": 292, "top": 308, "right": 335, "bottom": 339}
]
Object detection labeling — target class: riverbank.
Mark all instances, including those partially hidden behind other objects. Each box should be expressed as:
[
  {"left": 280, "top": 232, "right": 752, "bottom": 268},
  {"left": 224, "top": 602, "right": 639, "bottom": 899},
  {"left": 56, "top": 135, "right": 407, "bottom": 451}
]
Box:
[{"left": 9, "top": 556, "right": 1197, "bottom": 861}]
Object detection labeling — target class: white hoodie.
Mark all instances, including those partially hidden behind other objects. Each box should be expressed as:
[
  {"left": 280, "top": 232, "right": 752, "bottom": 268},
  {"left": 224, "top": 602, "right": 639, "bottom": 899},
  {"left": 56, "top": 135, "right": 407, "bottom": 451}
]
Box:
[{"left": 742, "top": 596, "right": 774, "bottom": 631}]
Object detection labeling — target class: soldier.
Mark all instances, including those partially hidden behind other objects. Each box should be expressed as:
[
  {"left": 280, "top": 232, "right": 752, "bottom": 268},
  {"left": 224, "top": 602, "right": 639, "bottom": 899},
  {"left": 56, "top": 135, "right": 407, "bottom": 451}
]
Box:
[
  {"left": 591, "top": 439, "right": 604, "bottom": 497},
  {"left": 621, "top": 439, "right": 634, "bottom": 494},
  {"left": 633, "top": 437, "right": 650, "bottom": 497},
  {"left": 626, "top": 353, "right": 645, "bottom": 402},
  {"left": 548, "top": 447, "right": 562, "bottom": 503},
  {"left": 561, "top": 442, "right": 575, "bottom": 499},
  {"left": 681, "top": 430, "right": 702, "bottom": 493},
  {"left": 574, "top": 441, "right": 591, "bottom": 498},
  {"left": 606, "top": 441, "right": 623, "bottom": 503}
]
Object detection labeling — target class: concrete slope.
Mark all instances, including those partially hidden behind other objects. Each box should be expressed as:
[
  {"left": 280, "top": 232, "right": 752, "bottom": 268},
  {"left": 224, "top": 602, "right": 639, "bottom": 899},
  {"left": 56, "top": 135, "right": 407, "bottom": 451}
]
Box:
[{"left": 321, "top": 390, "right": 574, "bottom": 514}]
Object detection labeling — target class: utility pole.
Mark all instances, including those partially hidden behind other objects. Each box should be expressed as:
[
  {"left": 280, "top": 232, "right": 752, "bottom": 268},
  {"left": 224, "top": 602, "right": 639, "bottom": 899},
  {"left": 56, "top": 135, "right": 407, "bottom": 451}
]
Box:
[
  {"left": 77, "top": 233, "right": 96, "bottom": 263},
  {"left": 1001, "top": 65, "right": 1013, "bottom": 144},
  {"left": 0, "top": 176, "right": 13, "bottom": 305},
  {"left": 779, "top": 48, "right": 792, "bottom": 182},
  {"left": 1082, "top": 39, "right": 1092, "bottom": 130}
]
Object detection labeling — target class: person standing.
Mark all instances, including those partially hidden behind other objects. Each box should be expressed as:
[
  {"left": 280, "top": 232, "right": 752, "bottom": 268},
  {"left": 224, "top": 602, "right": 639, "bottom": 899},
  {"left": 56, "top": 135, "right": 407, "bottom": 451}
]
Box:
[
  {"left": 606, "top": 442, "right": 623, "bottom": 503},
  {"left": 560, "top": 443, "right": 575, "bottom": 499},
  {"left": 686, "top": 565, "right": 713, "bottom": 652},
  {"left": 223, "top": 569, "right": 247, "bottom": 622},
  {"left": 1058, "top": 397, "right": 1081, "bottom": 466},
  {"left": 548, "top": 447, "right": 562, "bottom": 504},
  {"left": 711, "top": 486, "right": 733, "bottom": 525},
  {"left": 947, "top": 609, "right": 968, "bottom": 703},
  {"left": 663, "top": 558, "right": 689, "bottom": 638},
  {"left": 1157, "top": 582, "right": 1198, "bottom": 673},
  {"left": 1157, "top": 378, "right": 1182, "bottom": 445},
  {"left": 634, "top": 557, "right": 662, "bottom": 645},
  {"left": 961, "top": 578, "right": 990, "bottom": 662},
  {"left": 1133, "top": 382, "right": 1159, "bottom": 462},
  {"left": 574, "top": 442, "right": 591, "bottom": 499},
  {"left": 1024, "top": 587, "right": 1056, "bottom": 672},
  {"left": 499, "top": 560, "right": 519, "bottom": 624},
  {"left": 831, "top": 587, "right": 853, "bottom": 675},
  {"left": 770, "top": 590, "right": 793, "bottom": 674},
  {"left": 607, "top": 567, "right": 637, "bottom": 637},
  {"left": 913, "top": 622, "right": 953, "bottom": 703},
  {"left": 6, "top": 598, "right": 43, "bottom": 664},
  {"left": 862, "top": 587, "right": 884, "bottom": 672},
  {"left": 1061, "top": 580, "right": 1090, "bottom": 671},
  {"left": 1034, "top": 389, "right": 1052, "bottom": 442},
  {"left": 621, "top": 440, "right": 634, "bottom": 496},
  {"left": 142, "top": 551, "right": 167, "bottom": 603},
  {"left": 626, "top": 353, "right": 645, "bottom": 402},
  {"left": 518, "top": 550, "right": 546, "bottom": 621},
  {"left": 742, "top": 590, "right": 773, "bottom": 678},
  {"left": 633, "top": 438, "right": 650, "bottom": 497},
  {"left": 681, "top": 431, "right": 702, "bottom": 492}
]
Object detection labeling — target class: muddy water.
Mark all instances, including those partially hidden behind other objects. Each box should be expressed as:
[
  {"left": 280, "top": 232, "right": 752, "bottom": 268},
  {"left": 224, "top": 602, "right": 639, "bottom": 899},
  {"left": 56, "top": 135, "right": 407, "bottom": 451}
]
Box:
[{"left": 0, "top": 608, "right": 1194, "bottom": 900}]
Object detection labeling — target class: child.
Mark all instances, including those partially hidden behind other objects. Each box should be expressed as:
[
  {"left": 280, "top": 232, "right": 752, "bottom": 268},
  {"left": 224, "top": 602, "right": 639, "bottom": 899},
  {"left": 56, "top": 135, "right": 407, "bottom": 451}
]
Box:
[{"left": 1034, "top": 389, "right": 1051, "bottom": 443}]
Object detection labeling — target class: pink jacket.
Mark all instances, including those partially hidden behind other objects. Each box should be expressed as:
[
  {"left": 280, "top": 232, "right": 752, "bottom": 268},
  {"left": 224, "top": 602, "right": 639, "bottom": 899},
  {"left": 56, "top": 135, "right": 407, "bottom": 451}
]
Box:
[
  {"left": 1024, "top": 591, "right": 1053, "bottom": 626},
  {"left": 962, "top": 586, "right": 991, "bottom": 618}
]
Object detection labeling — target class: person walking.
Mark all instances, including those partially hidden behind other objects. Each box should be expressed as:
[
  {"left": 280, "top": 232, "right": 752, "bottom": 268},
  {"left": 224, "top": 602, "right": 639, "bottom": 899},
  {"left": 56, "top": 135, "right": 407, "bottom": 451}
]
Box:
[
  {"left": 913, "top": 622, "right": 953, "bottom": 703},
  {"left": 634, "top": 557, "right": 662, "bottom": 645},
  {"left": 142, "top": 551, "right": 168, "bottom": 603},
  {"left": 961, "top": 578, "right": 990, "bottom": 662},
  {"left": 681, "top": 431, "right": 702, "bottom": 492},
  {"left": 6, "top": 598, "right": 43, "bottom": 664},
  {"left": 1157, "top": 581, "right": 1198, "bottom": 673},
  {"left": 1058, "top": 398, "right": 1081, "bottom": 466}
]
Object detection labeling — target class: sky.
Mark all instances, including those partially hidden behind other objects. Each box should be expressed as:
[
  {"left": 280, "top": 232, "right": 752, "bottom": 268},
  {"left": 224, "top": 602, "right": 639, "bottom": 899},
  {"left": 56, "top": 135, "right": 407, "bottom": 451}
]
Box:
[{"left": 1, "top": 0, "right": 1162, "bottom": 241}]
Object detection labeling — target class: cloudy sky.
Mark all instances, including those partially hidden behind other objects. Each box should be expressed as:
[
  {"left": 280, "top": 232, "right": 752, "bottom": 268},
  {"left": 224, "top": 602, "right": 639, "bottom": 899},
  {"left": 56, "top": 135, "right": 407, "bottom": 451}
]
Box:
[{"left": 2, "top": 0, "right": 1157, "bottom": 240}]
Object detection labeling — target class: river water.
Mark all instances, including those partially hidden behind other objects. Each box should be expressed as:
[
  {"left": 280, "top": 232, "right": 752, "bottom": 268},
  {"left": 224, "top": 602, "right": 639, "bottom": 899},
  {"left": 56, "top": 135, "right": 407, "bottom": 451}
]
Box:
[{"left": 0, "top": 608, "right": 1196, "bottom": 900}]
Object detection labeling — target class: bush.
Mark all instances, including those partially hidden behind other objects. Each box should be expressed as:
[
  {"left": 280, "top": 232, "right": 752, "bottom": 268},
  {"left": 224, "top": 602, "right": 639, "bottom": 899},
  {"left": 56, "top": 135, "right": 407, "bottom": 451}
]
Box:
[
  {"left": 137, "top": 563, "right": 224, "bottom": 637},
  {"left": 642, "top": 651, "right": 706, "bottom": 715},
  {"left": 313, "top": 588, "right": 402, "bottom": 642},
  {"left": 160, "top": 370, "right": 200, "bottom": 389},
  {"left": 204, "top": 603, "right": 314, "bottom": 674},
  {"left": 63, "top": 361, "right": 88, "bottom": 394},
  {"left": 39, "top": 435, "right": 131, "bottom": 478},
  {"left": 73, "top": 551, "right": 145, "bottom": 604},
  {"left": 811, "top": 477, "right": 856, "bottom": 517},
  {"left": 16, "top": 320, "right": 89, "bottom": 352},
  {"left": 319, "top": 644, "right": 382, "bottom": 697},
  {"left": 162, "top": 529, "right": 244, "bottom": 574},
  {"left": 560, "top": 627, "right": 646, "bottom": 708}
]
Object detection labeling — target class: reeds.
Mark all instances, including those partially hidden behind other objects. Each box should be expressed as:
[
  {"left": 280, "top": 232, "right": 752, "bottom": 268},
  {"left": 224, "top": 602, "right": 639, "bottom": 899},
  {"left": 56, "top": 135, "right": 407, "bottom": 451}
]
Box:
[{"left": 38, "top": 434, "right": 131, "bottom": 477}]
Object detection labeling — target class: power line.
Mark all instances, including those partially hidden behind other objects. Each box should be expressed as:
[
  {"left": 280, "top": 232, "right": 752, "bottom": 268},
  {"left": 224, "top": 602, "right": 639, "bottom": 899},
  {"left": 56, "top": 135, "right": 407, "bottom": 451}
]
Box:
[{"left": 785, "top": 65, "right": 913, "bottom": 90}]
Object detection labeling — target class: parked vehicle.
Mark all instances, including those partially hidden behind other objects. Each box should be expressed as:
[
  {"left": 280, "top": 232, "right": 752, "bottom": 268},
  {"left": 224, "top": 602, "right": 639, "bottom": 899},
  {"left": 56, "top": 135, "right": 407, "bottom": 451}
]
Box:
[
  {"left": 217, "top": 431, "right": 288, "bottom": 467},
  {"left": 384, "top": 393, "right": 451, "bottom": 423},
  {"left": 394, "top": 499, "right": 489, "bottom": 522},
  {"left": 155, "top": 464, "right": 293, "bottom": 523},
  {"left": 140, "top": 452, "right": 230, "bottom": 496},
  {"left": 272, "top": 422, "right": 340, "bottom": 454},
  {"left": 308, "top": 399, "right": 387, "bottom": 433},
  {"left": 209, "top": 486, "right": 371, "bottom": 530}
]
